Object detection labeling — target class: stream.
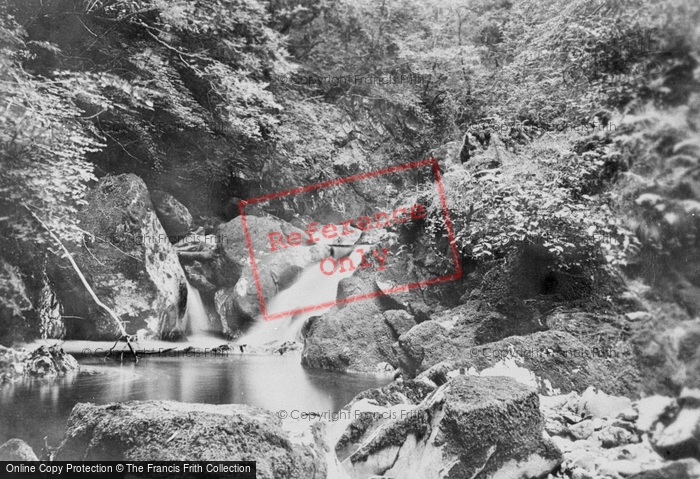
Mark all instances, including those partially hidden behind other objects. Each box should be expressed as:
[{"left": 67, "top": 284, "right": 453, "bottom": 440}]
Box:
[
  {"left": 0, "top": 351, "right": 390, "bottom": 455},
  {"left": 1, "top": 240, "right": 389, "bottom": 456}
]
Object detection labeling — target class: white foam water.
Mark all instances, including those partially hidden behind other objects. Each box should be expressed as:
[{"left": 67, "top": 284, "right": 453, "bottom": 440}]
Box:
[
  {"left": 185, "top": 282, "right": 216, "bottom": 340},
  {"left": 237, "top": 247, "right": 366, "bottom": 347}
]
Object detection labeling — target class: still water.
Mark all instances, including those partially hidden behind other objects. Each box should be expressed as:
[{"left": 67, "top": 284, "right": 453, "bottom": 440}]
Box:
[{"left": 0, "top": 353, "right": 391, "bottom": 456}]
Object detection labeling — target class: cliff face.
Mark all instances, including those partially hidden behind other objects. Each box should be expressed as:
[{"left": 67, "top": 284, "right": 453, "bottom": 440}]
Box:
[{"left": 46, "top": 174, "right": 189, "bottom": 341}]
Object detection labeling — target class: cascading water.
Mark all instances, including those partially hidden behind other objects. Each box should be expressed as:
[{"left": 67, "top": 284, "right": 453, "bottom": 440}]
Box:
[
  {"left": 237, "top": 247, "right": 366, "bottom": 346},
  {"left": 184, "top": 282, "right": 212, "bottom": 338}
]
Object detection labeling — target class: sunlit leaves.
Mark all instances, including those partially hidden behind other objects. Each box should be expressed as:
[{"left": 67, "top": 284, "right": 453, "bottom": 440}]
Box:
[{"left": 0, "top": 2, "right": 103, "bottom": 243}]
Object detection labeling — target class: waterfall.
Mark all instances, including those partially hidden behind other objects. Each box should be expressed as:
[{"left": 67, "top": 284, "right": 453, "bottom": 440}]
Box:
[
  {"left": 185, "top": 282, "right": 211, "bottom": 338},
  {"left": 237, "top": 247, "right": 366, "bottom": 346}
]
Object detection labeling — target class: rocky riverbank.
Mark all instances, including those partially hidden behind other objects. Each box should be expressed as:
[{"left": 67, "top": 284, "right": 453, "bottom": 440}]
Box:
[
  {"left": 3, "top": 365, "right": 700, "bottom": 478},
  {"left": 2, "top": 151, "right": 700, "bottom": 478}
]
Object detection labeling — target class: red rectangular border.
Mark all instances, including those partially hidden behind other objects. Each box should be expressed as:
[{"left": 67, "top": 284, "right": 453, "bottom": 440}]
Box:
[{"left": 239, "top": 158, "right": 462, "bottom": 321}]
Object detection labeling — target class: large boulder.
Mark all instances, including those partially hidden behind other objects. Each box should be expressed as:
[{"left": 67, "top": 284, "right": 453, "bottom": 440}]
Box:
[
  {"left": 0, "top": 344, "right": 78, "bottom": 382},
  {"left": 391, "top": 320, "right": 465, "bottom": 374},
  {"left": 333, "top": 379, "right": 438, "bottom": 462},
  {"left": 218, "top": 215, "right": 308, "bottom": 276},
  {"left": 225, "top": 243, "right": 329, "bottom": 322},
  {"left": 0, "top": 439, "right": 39, "bottom": 461},
  {"left": 150, "top": 190, "right": 193, "bottom": 240},
  {"left": 55, "top": 400, "right": 326, "bottom": 479},
  {"left": 49, "top": 174, "right": 188, "bottom": 340},
  {"left": 301, "top": 274, "right": 410, "bottom": 373},
  {"left": 301, "top": 307, "right": 412, "bottom": 373},
  {"left": 650, "top": 388, "right": 700, "bottom": 461},
  {"left": 22, "top": 344, "right": 79, "bottom": 378},
  {"left": 387, "top": 300, "right": 501, "bottom": 376},
  {"left": 341, "top": 375, "right": 562, "bottom": 479},
  {"left": 174, "top": 231, "right": 232, "bottom": 336}
]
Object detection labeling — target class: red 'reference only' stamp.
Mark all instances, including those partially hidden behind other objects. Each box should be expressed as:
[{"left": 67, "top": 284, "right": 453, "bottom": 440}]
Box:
[{"left": 239, "top": 158, "right": 462, "bottom": 321}]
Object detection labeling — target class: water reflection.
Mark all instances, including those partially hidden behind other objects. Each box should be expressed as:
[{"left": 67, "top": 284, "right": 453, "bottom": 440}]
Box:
[{"left": 0, "top": 354, "right": 389, "bottom": 455}]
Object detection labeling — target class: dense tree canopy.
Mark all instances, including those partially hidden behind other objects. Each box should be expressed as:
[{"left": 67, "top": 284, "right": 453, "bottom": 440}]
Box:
[{"left": 1, "top": 0, "right": 698, "bottom": 283}]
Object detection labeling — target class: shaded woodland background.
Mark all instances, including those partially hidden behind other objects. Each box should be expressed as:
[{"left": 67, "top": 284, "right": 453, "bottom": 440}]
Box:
[{"left": 1, "top": 0, "right": 700, "bottom": 333}]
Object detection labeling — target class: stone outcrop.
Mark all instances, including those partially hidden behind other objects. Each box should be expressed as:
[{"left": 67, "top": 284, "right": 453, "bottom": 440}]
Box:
[
  {"left": 150, "top": 190, "right": 193, "bottom": 240},
  {"left": 22, "top": 345, "right": 79, "bottom": 378},
  {"left": 478, "top": 244, "right": 621, "bottom": 306},
  {"left": 397, "top": 329, "right": 630, "bottom": 395},
  {"left": 48, "top": 174, "right": 188, "bottom": 340},
  {"left": 0, "top": 344, "right": 79, "bottom": 382},
  {"left": 371, "top": 363, "right": 700, "bottom": 479},
  {"left": 301, "top": 274, "right": 411, "bottom": 373},
  {"left": 55, "top": 400, "right": 327, "bottom": 479},
  {"left": 227, "top": 243, "right": 327, "bottom": 321},
  {"left": 216, "top": 215, "right": 333, "bottom": 332},
  {"left": 173, "top": 231, "right": 230, "bottom": 335},
  {"left": 340, "top": 375, "right": 561, "bottom": 479},
  {"left": 0, "top": 439, "right": 39, "bottom": 461},
  {"left": 391, "top": 319, "right": 473, "bottom": 377},
  {"left": 334, "top": 380, "right": 437, "bottom": 462},
  {"left": 650, "top": 388, "right": 700, "bottom": 461},
  {"left": 218, "top": 215, "right": 308, "bottom": 277},
  {"left": 0, "top": 259, "right": 65, "bottom": 346},
  {"left": 301, "top": 305, "right": 401, "bottom": 372},
  {"left": 372, "top": 218, "right": 463, "bottom": 319}
]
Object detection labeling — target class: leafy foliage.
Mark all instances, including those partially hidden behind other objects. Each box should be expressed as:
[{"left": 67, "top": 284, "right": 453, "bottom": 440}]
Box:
[
  {"left": 0, "top": 12, "right": 99, "bottom": 243},
  {"left": 462, "top": 0, "right": 699, "bottom": 133},
  {"left": 420, "top": 132, "right": 638, "bottom": 268},
  {"left": 612, "top": 100, "right": 700, "bottom": 273},
  {"left": 275, "top": 0, "right": 486, "bottom": 158}
]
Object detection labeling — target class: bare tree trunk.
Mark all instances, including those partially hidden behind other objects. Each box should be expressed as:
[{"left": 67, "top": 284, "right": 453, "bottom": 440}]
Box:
[{"left": 25, "top": 206, "right": 138, "bottom": 362}]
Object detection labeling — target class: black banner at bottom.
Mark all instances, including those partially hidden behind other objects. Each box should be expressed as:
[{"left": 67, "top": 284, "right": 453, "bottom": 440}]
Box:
[{"left": 1, "top": 462, "right": 255, "bottom": 479}]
